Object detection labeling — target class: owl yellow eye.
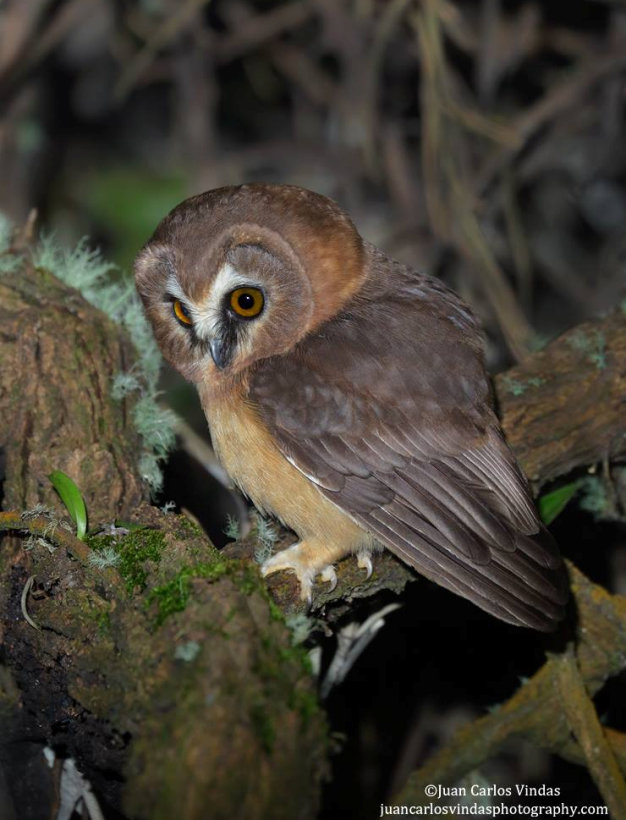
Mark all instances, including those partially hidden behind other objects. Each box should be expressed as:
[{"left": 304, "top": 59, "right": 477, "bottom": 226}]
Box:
[
  {"left": 229, "top": 287, "right": 264, "bottom": 319},
  {"left": 173, "top": 299, "right": 192, "bottom": 326}
]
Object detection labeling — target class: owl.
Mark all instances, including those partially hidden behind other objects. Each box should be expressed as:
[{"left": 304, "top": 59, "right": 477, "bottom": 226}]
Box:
[{"left": 135, "top": 183, "right": 568, "bottom": 631}]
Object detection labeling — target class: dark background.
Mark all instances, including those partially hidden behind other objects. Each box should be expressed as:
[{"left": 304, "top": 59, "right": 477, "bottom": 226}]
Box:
[{"left": 1, "top": 0, "right": 625, "bottom": 816}]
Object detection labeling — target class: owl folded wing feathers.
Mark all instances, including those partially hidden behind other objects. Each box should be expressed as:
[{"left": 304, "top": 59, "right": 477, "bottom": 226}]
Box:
[{"left": 249, "top": 289, "right": 568, "bottom": 631}]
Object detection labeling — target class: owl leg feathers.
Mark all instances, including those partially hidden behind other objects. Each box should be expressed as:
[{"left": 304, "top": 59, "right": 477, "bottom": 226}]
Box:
[{"left": 261, "top": 539, "right": 353, "bottom": 603}]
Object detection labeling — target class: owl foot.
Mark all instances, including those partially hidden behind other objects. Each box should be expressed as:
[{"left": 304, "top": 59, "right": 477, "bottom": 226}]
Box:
[
  {"left": 261, "top": 543, "right": 338, "bottom": 603},
  {"left": 319, "top": 565, "right": 338, "bottom": 592},
  {"left": 357, "top": 550, "right": 373, "bottom": 579}
]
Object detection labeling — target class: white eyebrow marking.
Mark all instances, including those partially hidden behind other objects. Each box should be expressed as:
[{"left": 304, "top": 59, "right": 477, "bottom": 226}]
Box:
[
  {"left": 192, "top": 262, "right": 262, "bottom": 339},
  {"left": 166, "top": 273, "right": 187, "bottom": 302},
  {"left": 210, "top": 262, "right": 260, "bottom": 302}
]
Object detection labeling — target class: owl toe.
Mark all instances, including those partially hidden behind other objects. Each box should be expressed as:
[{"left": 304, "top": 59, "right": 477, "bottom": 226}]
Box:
[
  {"left": 357, "top": 550, "right": 373, "bottom": 579},
  {"left": 260, "top": 546, "right": 315, "bottom": 602},
  {"left": 319, "top": 565, "right": 337, "bottom": 592},
  {"left": 260, "top": 545, "right": 340, "bottom": 602}
]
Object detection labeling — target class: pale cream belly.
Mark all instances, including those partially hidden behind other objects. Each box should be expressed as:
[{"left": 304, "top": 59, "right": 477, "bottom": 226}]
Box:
[{"left": 202, "top": 390, "right": 371, "bottom": 553}]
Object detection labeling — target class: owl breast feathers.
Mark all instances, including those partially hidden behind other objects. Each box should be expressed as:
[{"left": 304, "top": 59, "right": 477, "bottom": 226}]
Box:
[{"left": 135, "top": 183, "right": 568, "bottom": 631}]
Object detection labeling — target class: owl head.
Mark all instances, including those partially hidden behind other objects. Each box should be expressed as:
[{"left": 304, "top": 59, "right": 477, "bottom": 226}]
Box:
[{"left": 134, "top": 184, "right": 366, "bottom": 382}]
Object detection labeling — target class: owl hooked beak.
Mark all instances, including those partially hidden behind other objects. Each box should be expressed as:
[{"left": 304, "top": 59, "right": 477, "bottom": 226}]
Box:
[{"left": 209, "top": 336, "right": 230, "bottom": 370}]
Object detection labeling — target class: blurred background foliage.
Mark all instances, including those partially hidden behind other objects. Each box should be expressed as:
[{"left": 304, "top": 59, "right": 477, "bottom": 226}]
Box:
[
  {"left": 2, "top": 0, "right": 625, "bottom": 364},
  {"left": 1, "top": 0, "right": 625, "bottom": 816}
]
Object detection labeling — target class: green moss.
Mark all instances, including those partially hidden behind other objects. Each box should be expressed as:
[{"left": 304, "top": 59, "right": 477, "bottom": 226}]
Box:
[
  {"left": 249, "top": 702, "right": 276, "bottom": 753},
  {"left": 96, "top": 610, "right": 112, "bottom": 636},
  {"left": 267, "top": 598, "right": 284, "bottom": 622},
  {"left": 290, "top": 688, "right": 320, "bottom": 728},
  {"left": 87, "top": 529, "right": 167, "bottom": 594},
  {"left": 147, "top": 560, "right": 231, "bottom": 626},
  {"left": 282, "top": 643, "right": 313, "bottom": 676},
  {"left": 176, "top": 515, "right": 204, "bottom": 538},
  {"left": 236, "top": 562, "right": 263, "bottom": 596},
  {"left": 86, "top": 533, "right": 115, "bottom": 550}
]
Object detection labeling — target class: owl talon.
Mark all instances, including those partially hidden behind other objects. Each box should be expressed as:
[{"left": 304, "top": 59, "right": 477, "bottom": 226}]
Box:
[
  {"left": 319, "top": 565, "right": 337, "bottom": 592},
  {"left": 261, "top": 544, "right": 315, "bottom": 602},
  {"left": 357, "top": 551, "right": 373, "bottom": 580},
  {"left": 261, "top": 544, "right": 340, "bottom": 602}
]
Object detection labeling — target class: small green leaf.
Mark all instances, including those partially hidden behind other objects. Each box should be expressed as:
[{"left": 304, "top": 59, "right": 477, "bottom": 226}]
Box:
[
  {"left": 539, "top": 481, "right": 581, "bottom": 526},
  {"left": 48, "top": 470, "right": 88, "bottom": 540},
  {"left": 114, "top": 520, "right": 148, "bottom": 532}
]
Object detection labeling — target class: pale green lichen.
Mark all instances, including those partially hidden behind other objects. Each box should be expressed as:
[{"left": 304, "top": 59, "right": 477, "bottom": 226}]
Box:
[
  {"left": 0, "top": 214, "right": 23, "bottom": 274},
  {"left": 501, "top": 375, "right": 546, "bottom": 396},
  {"left": 25, "top": 535, "right": 57, "bottom": 554},
  {"left": 285, "top": 613, "right": 315, "bottom": 645},
  {"left": 20, "top": 508, "right": 66, "bottom": 551},
  {"left": 174, "top": 641, "right": 201, "bottom": 662},
  {"left": 111, "top": 371, "right": 141, "bottom": 400},
  {"left": 132, "top": 396, "right": 177, "bottom": 460},
  {"left": 567, "top": 329, "right": 607, "bottom": 370},
  {"left": 579, "top": 475, "right": 610, "bottom": 518},
  {"left": 0, "top": 213, "right": 12, "bottom": 252},
  {"left": 31, "top": 232, "right": 175, "bottom": 493},
  {"left": 20, "top": 504, "right": 53, "bottom": 520},
  {"left": 88, "top": 546, "right": 121, "bottom": 569},
  {"left": 252, "top": 512, "right": 279, "bottom": 564},
  {"left": 223, "top": 514, "right": 240, "bottom": 540}
]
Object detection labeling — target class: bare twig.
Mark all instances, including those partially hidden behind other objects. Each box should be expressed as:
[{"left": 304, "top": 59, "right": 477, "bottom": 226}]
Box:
[
  {"left": 413, "top": 0, "right": 534, "bottom": 360},
  {"left": 0, "top": 510, "right": 91, "bottom": 562},
  {"left": 214, "top": 0, "right": 314, "bottom": 64},
  {"left": 556, "top": 645, "right": 626, "bottom": 816},
  {"left": 395, "top": 563, "right": 626, "bottom": 806},
  {"left": 476, "top": 44, "right": 626, "bottom": 196},
  {"left": 20, "top": 575, "right": 41, "bottom": 631},
  {"left": 115, "top": 0, "right": 213, "bottom": 100}
]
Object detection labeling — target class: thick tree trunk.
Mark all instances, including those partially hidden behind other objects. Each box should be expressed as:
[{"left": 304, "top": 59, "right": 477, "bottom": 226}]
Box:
[
  {"left": 0, "top": 259, "right": 326, "bottom": 820},
  {"left": 0, "top": 259, "right": 146, "bottom": 518}
]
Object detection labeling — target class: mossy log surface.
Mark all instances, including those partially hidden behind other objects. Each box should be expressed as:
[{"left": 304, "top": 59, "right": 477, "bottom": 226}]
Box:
[
  {"left": 496, "top": 310, "right": 626, "bottom": 486},
  {"left": 1, "top": 257, "right": 625, "bottom": 819},
  {"left": 0, "top": 261, "right": 325, "bottom": 820}
]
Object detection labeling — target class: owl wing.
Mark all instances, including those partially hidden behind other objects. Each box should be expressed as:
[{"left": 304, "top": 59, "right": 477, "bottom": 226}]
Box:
[{"left": 249, "top": 278, "right": 568, "bottom": 630}]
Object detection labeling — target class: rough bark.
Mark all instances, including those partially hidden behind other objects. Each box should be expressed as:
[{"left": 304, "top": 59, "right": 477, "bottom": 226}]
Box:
[
  {"left": 0, "top": 260, "right": 326, "bottom": 820},
  {"left": 0, "top": 260, "right": 146, "bottom": 519},
  {"left": 496, "top": 310, "right": 626, "bottom": 486}
]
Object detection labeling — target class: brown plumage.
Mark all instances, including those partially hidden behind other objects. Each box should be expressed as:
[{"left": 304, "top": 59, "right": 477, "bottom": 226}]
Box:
[{"left": 135, "top": 183, "right": 568, "bottom": 630}]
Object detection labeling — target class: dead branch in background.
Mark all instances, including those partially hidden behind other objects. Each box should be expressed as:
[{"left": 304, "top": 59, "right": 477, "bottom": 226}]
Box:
[{"left": 396, "top": 564, "right": 626, "bottom": 814}]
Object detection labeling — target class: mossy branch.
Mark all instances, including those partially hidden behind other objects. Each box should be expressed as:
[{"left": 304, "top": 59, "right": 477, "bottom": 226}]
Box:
[
  {"left": 0, "top": 510, "right": 92, "bottom": 562},
  {"left": 395, "top": 563, "right": 626, "bottom": 808}
]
